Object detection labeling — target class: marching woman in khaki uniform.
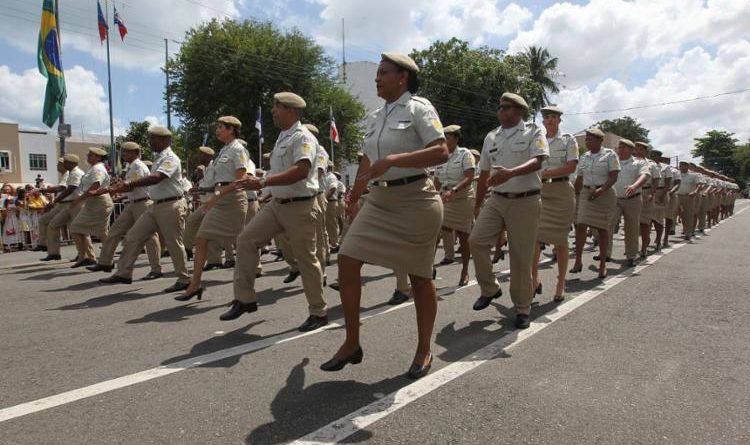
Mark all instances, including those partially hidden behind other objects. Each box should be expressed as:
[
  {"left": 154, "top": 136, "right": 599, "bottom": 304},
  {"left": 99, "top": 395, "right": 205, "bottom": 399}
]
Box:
[
  {"left": 176, "top": 116, "right": 249, "bottom": 301},
  {"left": 469, "top": 93, "right": 549, "bottom": 330},
  {"left": 34, "top": 158, "right": 69, "bottom": 253},
  {"left": 607, "top": 139, "right": 650, "bottom": 267},
  {"left": 68, "top": 147, "right": 114, "bottom": 268},
  {"left": 663, "top": 156, "right": 680, "bottom": 247},
  {"left": 648, "top": 149, "right": 671, "bottom": 251},
  {"left": 86, "top": 142, "right": 162, "bottom": 278},
  {"left": 532, "top": 106, "right": 578, "bottom": 301},
  {"left": 220, "top": 92, "right": 328, "bottom": 333},
  {"left": 570, "top": 128, "right": 619, "bottom": 279},
  {"left": 320, "top": 53, "right": 448, "bottom": 379},
  {"left": 42, "top": 154, "right": 85, "bottom": 261},
  {"left": 324, "top": 165, "right": 340, "bottom": 251},
  {"left": 184, "top": 146, "right": 225, "bottom": 266},
  {"left": 677, "top": 161, "right": 700, "bottom": 240},
  {"left": 432, "top": 125, "right": 475, "bottom": 286},
  {"left": 634, "top": 142, "right": 660, "bottom": 257}
]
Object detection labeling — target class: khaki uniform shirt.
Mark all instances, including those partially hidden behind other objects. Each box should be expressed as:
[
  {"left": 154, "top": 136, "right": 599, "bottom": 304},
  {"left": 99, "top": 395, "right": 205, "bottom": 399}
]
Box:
[
  {"left": 362, "top": 91, "right": 445, "bottom": 182},
  {"left": 148, "top": 147, "right": 184, "bottom": 200},
  {"left": 642, "top": 158, "right": 661, "bottom": 186},
  {"left": 199, "top": 161, "right": 216, "bottom": 201},
  {"left": 61, "top": 166, "right": 85, "bottom": 201},
  {"left": 479, "top": 121, "right": 549, "bottom": 193},
  {"left": 577, "top": 148, "right": 620, "bottom": 186},
  {"left": 125, "top": 159, "right": 151, "bottom": 201},
  {"left": 542, "top": 131, "right": 578, "bottom": 175},
  {"left": 214, "top": 139, "right": 250, "bottom": 183},
  {"left": 613, "top": 157, "right": 650, "bottom": 198},
  {"left": 268, "top": 121, "right": 319, "bottom": 199},
  {"left": 656, "top": 163, "right": 672, "bottom": 187},
  {"left": 80, "top": 162, "right": 110, "bottom": 192},
  {"left": 336, "top": 180, "right": 345, "bottom": 199},
  {"left": 324, "top": 171, "right": 338, "bottom": 195},
  {"left": 677, "top": 172, "right": 700, "bottom": 194},
  {"left": 435, "top": 146, "right": 475, "bottom": 188},
  {"left": 315, "top": 144, "right": 330, "bottom": 194}
]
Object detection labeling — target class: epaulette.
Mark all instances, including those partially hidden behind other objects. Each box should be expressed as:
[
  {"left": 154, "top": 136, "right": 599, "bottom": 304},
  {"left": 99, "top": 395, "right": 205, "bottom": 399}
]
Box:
[{"left": 525, "top": 122, "right": 539, "bottom": 130}]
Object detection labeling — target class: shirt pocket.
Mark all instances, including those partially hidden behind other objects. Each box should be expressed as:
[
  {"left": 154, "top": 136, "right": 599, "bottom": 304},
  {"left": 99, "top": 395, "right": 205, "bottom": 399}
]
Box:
[{"left": 550, "top": 147, "right": 568, "bottom": 165}]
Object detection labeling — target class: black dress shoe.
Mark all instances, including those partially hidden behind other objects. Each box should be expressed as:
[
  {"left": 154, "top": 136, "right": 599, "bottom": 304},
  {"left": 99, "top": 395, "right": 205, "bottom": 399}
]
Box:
[
  {"left": 439, "top": 257, "right": 454, "bottom": 265},
  {"left": 175, "top": 287, "right": 204, "bottom": 302},
  {"left": 298, "top": 315, "right": 329, "bottom": 332},
  {"left": 99, "top": 275, "right": 132, "bottom": 284},
  {"left": 141, "top": 271, "right": 164, "bottom": 280},
  {"left": 161, "top": 251, "right": 171, "bottom": 258},
  {"left": 86, "top": 263, "right": 113, "bottom": 272},
  {"left": 406, "top": 354, "right": 433, "bottom": 380},
  {"left": 221, "top": 260, "right": 235, "bottom": 269},
  {"left": 515, "top": 313, "right": 530, "bottom": 329},
  {"left": 203, "top": 263, "right": 222, "bottom": 271},
  {"left": 32, "top": 245, "right": 47, "bottom": 252},
  {"left": 185, "top": 249, "right": 193, "bottom": 261},
  {"left": 472, "top": 289, "right": 502, "bottom": 311},
  {"left": 592, "top": 255, "right": 612, "bottom": 262},
  {"left": 388, "top": 290, "right": 410, "bottom": 305},
  {"left": 329, "top": 282, "right": 340, "bottom": 291},
  {"left": 432, "top": 268, "right": 437, "bottom": 280},
  {"left": 164, "top": 281, "right": 189, "bottom": 293},
  {"left": 219, "top": 300, "right": 258, "bottom": 321},
  {"left": 71, "top": 258, "right": 96, "bottom": 268},
  {"left": 535, "top": 283, "right": 543, "bottom": 295},
  {"left": 626, "top": 258, "right": 636, "bottom": 268},
  {"left": 320, "top": 347, "right": 363, "bottom": 371},
  {"left": 40, "top": 254, "right": 62, "bottom": 261},
  {"left": 283, "top": 270, "right": 300, "bottom": 284}
]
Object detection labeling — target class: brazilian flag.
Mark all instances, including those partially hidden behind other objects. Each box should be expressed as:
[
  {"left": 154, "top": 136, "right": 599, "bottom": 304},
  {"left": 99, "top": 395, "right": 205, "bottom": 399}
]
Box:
[{"left": 37, "top": 0, "right": 66, "bottom": 128}]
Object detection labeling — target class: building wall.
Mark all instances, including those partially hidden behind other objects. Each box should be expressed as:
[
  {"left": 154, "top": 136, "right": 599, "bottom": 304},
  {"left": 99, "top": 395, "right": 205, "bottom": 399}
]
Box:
[
  {"left": 339, "top": 61, "right": 381, "bottom": 114},
  {"left": 0, "top": 122, "right": 22, "bottom": 185},
  {"left": 19, "top": 130, "right": 57, "bottom": 186}
]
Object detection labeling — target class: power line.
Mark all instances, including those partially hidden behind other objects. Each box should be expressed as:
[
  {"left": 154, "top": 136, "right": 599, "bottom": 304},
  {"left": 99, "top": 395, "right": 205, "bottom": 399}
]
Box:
[{"left": 566, "top": 88, "right": 750, "bottom": 116}]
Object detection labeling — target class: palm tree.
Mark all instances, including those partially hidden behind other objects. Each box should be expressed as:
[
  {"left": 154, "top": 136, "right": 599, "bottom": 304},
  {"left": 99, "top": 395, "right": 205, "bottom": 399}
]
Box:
[{"left": 522, "top": 46, "right": 561, "bottom": 117}]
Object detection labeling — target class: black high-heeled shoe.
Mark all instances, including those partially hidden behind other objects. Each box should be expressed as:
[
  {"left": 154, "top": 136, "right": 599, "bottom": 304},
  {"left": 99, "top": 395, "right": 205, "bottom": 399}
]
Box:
[
  {"left": 569, "top": 264, "right": 583, "bottom": 273},
  {"left": 320, "top": 347, "right": 363, "bottom": 371},
  {"left": 535, "top": 283, "right": 543, "bottom": 294},
  {"left": 407, "top": 354, "right": 433, "bottom": 380},
  {"left": 458, "top": 273, "right": 470, "bottom": 287},
  {"left": 175, "top": 287, "right": 204, "bottom": 302}
]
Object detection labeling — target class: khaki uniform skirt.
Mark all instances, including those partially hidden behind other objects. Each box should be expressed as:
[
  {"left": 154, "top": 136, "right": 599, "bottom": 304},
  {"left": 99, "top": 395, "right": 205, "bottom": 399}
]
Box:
[
  {"left": 667, "top": 192, "right": 680, "bottom": 219},
  {"left": 537, "top": 180, "right": 576, "bottom": 246},
  {"left": 339, "top": 178, "right": 442, "bottom": 279},
  {"left": 198, "top": 189, "right": 248, "bottom": 241},
  {"left": 576, "top": 186, "right": 616, "bottom": 231},
  {"left": 640, "top": 189, "right": 654, "bottom": 224},
  {"left": 651, "top": 192, "right": 667, "bottom": 224},
  {"left": 69, "top": 194, "right": 114, "bottom": 236},
  {"left": 442, "top": 187, "right": 474, "bottom": 234}
]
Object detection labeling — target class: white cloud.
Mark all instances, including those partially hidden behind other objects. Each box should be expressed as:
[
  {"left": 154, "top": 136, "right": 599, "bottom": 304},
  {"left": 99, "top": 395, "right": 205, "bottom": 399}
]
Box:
[
  {"left": 554, "top": 41, "right": 750, "bottom": 162},
  {"left": 508, "top": 0, "right": 750, "bottom": 88},
  {"left": 0, "top": 0, "right": 241, "bottom": 72}
]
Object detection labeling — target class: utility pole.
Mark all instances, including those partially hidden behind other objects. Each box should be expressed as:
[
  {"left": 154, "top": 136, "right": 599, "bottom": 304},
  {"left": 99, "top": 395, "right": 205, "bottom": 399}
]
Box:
[
  {"left": 165, "top": 38, "right": 172, "bottom": 131},
  {"left": 105, "top": 0, "right": 115, "bottom": 172},
  {"left": 341, "top": 18, "right": 346, "bottom": 85},
  {"left": 54, "top": 0, "right": 66, "bottom": 156}
]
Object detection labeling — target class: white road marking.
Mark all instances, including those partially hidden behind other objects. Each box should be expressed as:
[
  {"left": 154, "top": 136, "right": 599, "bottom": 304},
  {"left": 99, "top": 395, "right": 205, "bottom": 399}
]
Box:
[
  {"left": 291, "top": 207, "right": 748, "bottom": 444},
  {"left": 0, "top": 205, "right": 744, "bottom": 424}
]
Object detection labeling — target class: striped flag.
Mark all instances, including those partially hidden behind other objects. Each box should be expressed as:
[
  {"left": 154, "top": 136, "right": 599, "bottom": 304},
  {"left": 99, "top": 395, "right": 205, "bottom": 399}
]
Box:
[
  {"left": 113, "top": 5, "right": 128, "bottom": 41},
  {"left": 97, "top": 0, "right": 108, "bottom": 43},
  {"left": 329, "top": 107, "right": 340, "bottom": 144},
  {"left": 255, "top": 106, "right": 264, "bottom": 145}
]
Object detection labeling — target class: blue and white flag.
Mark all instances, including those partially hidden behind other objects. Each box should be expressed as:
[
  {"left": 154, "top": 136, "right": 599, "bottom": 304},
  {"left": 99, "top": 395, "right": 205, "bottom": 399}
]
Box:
[{"left": 255, "top": 106, "right": 264, "bottom": 145}]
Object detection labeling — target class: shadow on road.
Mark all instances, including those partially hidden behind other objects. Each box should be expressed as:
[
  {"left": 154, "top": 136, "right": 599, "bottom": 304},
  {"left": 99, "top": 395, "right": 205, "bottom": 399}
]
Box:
[{"left": 48, "top": 288, "right": 163, "bottom": 310}]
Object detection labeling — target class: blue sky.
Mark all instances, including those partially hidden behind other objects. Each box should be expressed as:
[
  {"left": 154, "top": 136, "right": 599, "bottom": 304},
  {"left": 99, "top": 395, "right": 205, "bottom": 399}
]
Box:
[{"left": 1, "top": 0, "right": 748, "bottom": 161}]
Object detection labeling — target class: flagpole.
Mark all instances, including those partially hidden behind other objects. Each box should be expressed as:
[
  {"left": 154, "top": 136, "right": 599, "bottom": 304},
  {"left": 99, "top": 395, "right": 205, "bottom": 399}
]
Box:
[
  {"left": 54, "top": 0, "right": 66, "bottom": 156},
  {"left": 105, "top": 0, "right": 115, "bottom": 173},
  {"left": 257, "top": 106, "right": 262, "bottom": 166},
  {"left": 330, "top": 106, "right": 335, "bottom": 166}
]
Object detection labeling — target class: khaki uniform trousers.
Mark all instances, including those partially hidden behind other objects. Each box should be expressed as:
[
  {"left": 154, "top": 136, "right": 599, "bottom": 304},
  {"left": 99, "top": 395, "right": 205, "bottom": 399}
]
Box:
[
  {"left": 608, "top": 194, "right": 643, "bottom": 260},
  {"left": 469, "top": 194, "right": 540, "bottom": 314},
  {"left": 325, "top": 199, "right": 339, "bottom": 247},
  {"left": 395, "top": 269, "right": 410, "bottom": 293},
  {"left": 277, "top": 199, "right": 328, "bottom": 277},
  {"left": 337, "top": 198, "right": 346, "bottom": 235},
  {"left": 114, "top": 198, "right": 190, "bottom": 282},
  {"left": 244, "top": 199, "right": 262, "bottom": 275},
  {"left": 697, "top": 194, "right": 708, "bottom": 230},
  {"left": 37, "top": 203, "right": 66, "bottom": 247},
  {"left": 678, "top": 194, "right": 695, "bottom": 237},
  {"left": 69, "top": 195, "right": 114, "bottom": 262},
  {"left": 183, "top": 208, "right": 227, "bottom": 265},
  {"left": 234, "top": 198, "right": 326, "bottom": 316},
  {"left": 316, "top": 193, "right": 330, "bottom": 262},
  {"left": 97, "top": 200, "right": 161, "bottom": 272},
  {"left": 441, "top": 229, "right": 456, "bottom": 260},
  {"left": 46, "top": 202, "right": 79, "bottom": 256}
]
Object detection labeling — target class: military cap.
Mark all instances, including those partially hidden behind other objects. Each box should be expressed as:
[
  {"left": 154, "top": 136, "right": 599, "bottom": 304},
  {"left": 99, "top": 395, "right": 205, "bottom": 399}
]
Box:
[
  {"left": 274, "top": 92, "right": 306, "bottom": 109},
  {"left": 88, "top": 147, "right": 108, "bottom": 157},
  {"left": 334, "top": 171, "right": 341, "bottom": 179},
  {"left": 356, "top": 151, "right": 364, "bottom": 157},
  {"left": 327, "top": 160, "right": 334, "bottom": 167},
  {"left": 121, "top": 141, "right": 141, "bottom": 151},
  {"left": 650, "top": 149, "right": 663, "bottom": 156},
  {"left": 143, "top": 160, "right": 153, "bottom": 167},
  {"left": 237, "top": 139, "right": 248, "bottom": 147},
  {"left": 63, "top": 154, "right": 79, "bottom": 164},
  {"left": 585, "top": 128, "right": 605, "bottom": 138},
  {"left": 470, "top": 149, "right": 481, "bottom": 157},
  {"left": 618, "top": 138, "right": 635, "bottom": 148},
  {"left": 262, "top": 152, "right": 271, "bottom": 159},
  {"left": 500, "top": 92, "right": 529, "bottom": 110},
  {"left": 198, "top": 146, "right": 215, "bottom": 156},
  {"left": 443, "top": 125, "right": 461, "bottom": 135},
  {"left": 57, "top": 157, "right": 65, "bottom": 163},
  {"left": 196, "top": 165, "right": 206, "bottom": 171},
  {"left": 540, "top": 105, "right": 564, "bottom": 115},
  {"left": 381, "top": 52, "right": 419, "bottom": 72},
  {"left": 303, "top": 124, "right": 320, "bottom": 135},
  {"left": 217, "top": 115, "right": 241, "bottom": 128},
  {"left": 634, "top": 141, "right": 650, "bottom": 151},
  {"left": 148, "top": 126, "right": 171, "bottom": 137}
]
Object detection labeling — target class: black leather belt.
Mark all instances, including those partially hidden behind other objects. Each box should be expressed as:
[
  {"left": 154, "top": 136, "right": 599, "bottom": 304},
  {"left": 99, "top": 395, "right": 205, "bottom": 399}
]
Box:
[
  {"left": 154, "top": 196, "right": 183, "bottom": 204},
  {"left": 129, "top": 197, "right": 149, "bottom": 203},
  {"left": 657, "top": 186, "right": 665, "bottom": 189},
  {"left": 372, "top": 174, "right": 427, "bottom": 187},
  {"left": 247, "top": 198, "right": 256, "bottom": 202},
  {"left": 316, "top": 191, "right": 324, "bottom": 195},
  {"left": 215, "top": 182, "right": 232, "bottom": 187},
  {"left": 276, "top": 196, "right": 314, "bottom": 205},
  {"left": 493, "top": 190, "right": 540, "bottom": 199},
  {"left": 642, "top": 186, "right": 652, "bottom": 190},
  {"left": 584, "top": 185, "right": 605, "bottom": 189},
  {"left": 327, "top": 199, "right": 337, "bottom": 202},
  {"left": 619, "top": 192, "right": 641, "bottom": 200},
  {"left": 543, "top": 177, "right": 569, "bottom": 183}
]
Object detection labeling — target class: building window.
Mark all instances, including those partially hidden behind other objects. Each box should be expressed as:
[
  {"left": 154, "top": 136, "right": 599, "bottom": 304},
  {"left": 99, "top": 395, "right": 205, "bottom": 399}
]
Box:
[
  {"left": 29, "top": 153, "right": 47, "bottom": 171},
  {"left": 0, "top": 151, "right": 11, "bottom": 172}
]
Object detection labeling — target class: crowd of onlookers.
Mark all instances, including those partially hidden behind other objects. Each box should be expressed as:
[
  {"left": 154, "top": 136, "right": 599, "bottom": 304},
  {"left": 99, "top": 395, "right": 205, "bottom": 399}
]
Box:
[{"left": 1, "top": 179, "right": 53, "bottom": 251}]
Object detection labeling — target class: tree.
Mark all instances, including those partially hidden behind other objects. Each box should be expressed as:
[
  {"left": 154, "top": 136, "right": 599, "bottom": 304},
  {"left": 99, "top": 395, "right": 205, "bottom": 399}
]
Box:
[
  {"left": 521, "top": 46, "right": 561, "bottom": 116},
  {"left": 409, "top": 38, "right": 540, "bottom": 149},
  {"left": 115, "top": 120, "right": 184, "bottom": 165},
  {"left": 168, "top": 19, "right": 364, "bottom": 167},
  {"left": 733, "top": 141, "right": 750, "bottom": 189},
  {"left": 595, "top": 116, "right": 650, "bottom": 143},
  {"left": 693, "top": 130, "right": 739, "bottom": 176}
]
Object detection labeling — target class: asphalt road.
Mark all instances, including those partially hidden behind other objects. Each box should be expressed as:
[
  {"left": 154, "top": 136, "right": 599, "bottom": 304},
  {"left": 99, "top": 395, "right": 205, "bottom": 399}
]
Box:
[{"left": 1, "top": 201, "right": 748, "bottom": 444}]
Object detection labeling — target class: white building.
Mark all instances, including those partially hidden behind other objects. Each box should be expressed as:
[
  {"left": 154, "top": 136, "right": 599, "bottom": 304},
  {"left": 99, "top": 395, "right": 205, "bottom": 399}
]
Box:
[{"left": 18, "top": 130, "right": 58, "bottom": 186}]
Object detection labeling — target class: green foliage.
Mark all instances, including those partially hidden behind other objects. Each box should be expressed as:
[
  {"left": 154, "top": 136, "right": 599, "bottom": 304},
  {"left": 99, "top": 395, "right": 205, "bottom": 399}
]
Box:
[
  {"left": 595, "top": 116, "right": 650, "bottom": 143},
  {"left": 733, "top": 142, "right": 750, "bottom": 189},
  {"left": 692, "top": 130, "right": 739, "bottom": 175},
  {"left": 167, "top": 19, "right": 364, "bottom": 167},
  {"left": 520, "top": 46, "right": 561, "bottom": 114},
  {"left": 409, "top": 38, "right": 542, "bottom": 149}
]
